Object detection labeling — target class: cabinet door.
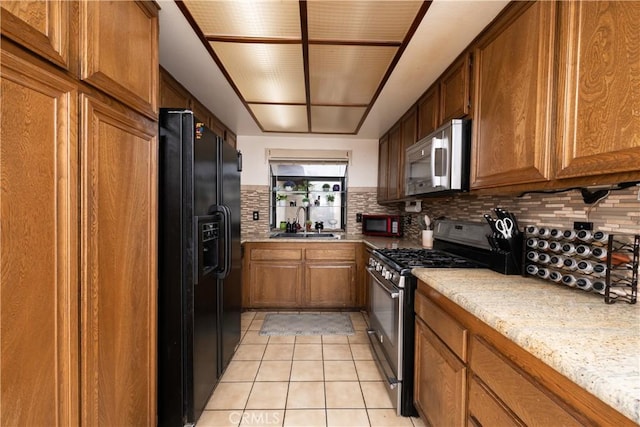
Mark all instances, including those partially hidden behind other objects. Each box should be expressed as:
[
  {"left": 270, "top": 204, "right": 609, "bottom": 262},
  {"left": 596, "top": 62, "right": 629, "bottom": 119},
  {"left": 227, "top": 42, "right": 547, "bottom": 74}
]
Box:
[
  {"left": 441, "top": 53, "right": 471, "bottom": 123},
  {"left": 1, "top": 46, "right": 79, "bottom": 427},
  {"left": 226, "top": 129, "right": 237, "bottom": 149},
  {"left": 1, "top": 0, "right": 72, "bottom": 69},
  {"left": 471, "top": 2, "right": 556, "bottom": 188},
  {"left": 80, "top": 0, "right": 158, "bottom": 118},
  {"left": 387, "top": 124, "right": 402, "bottom": 201},
  {"left": 249, "top": 262, "right": 302, "bottom": 308},
  {"left": 304, "top": 263, "right": 356, "bottom": 308},
  {"left": 555, "top": 1, "right": 640, "bottom": 179},
  {"left": 469, "top": 336, "right": 583, "bottom": 427},
  {"left": 468, "top": 376, "right": 521, "bottom": 427},
  {"left": 399, "top": 108, "right": 417, "bottom": 198},
  {"left": 417, "top": 84, "right": 440, "bottom": 139},
  {"left": 414, "top": 317, "right": 466, "bottom": 427},
  {"left": 80, "top": 95, "right": 157, "bottom": 426},
  {"left": 159, "top": 67, "right": 191, "bottom": 109},
  {"left": 377, "top": 134, "right": 390, "bottom": 202}
]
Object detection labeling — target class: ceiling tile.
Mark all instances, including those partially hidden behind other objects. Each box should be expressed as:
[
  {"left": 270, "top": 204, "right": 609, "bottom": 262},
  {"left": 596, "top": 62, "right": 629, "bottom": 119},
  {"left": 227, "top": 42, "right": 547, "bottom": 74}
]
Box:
[
  {"left": 183, "top": 0, "right": 301, "bottom": 39},
  {"left": 178, "top": 0, "right": 429, "bottom": 134},
  {"left": 249, "top": 104, "right": 309, "bottom": 133},
  {"left": 311, "top": 106, "right": 367, "bottom": 134},
  {"left": 309, "top": 45, "right": 397, "bottom": 105},
  {"left": 211, "top": 42, "right": 306, "bottom": 104},
  {"left": 307, "top": 1, "right": 424, "bottom": 42}
]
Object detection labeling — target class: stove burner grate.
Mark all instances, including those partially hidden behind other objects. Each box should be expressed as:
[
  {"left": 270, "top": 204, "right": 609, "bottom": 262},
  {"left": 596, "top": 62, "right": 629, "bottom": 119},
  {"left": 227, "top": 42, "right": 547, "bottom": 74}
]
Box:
[{"left": 376, "top": 248, "right": 483, "bottom": 269}]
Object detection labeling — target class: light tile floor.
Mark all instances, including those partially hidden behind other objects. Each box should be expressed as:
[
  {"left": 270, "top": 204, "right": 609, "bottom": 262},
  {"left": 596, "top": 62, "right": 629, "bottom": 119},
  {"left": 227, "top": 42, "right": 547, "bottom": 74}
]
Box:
[{"left": 199, "top": 311, "right": 425, "bottom": 427}]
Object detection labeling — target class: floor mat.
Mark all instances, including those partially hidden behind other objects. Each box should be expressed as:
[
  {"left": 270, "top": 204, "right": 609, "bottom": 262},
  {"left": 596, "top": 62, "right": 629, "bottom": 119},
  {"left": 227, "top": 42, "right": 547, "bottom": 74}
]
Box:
[{"left": 259, "top": 313, "right": 355, "bottom": 336}]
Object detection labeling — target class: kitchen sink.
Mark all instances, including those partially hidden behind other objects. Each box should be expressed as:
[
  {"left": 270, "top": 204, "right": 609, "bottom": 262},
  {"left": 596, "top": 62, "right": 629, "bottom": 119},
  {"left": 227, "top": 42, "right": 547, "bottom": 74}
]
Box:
[{"left": 270, "top": 232, "right": 337, "bottom": 239}]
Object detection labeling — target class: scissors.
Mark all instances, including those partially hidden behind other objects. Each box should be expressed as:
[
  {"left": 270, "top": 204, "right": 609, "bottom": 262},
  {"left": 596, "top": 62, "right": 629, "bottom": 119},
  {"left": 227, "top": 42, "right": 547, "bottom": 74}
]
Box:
[{"left": 495, "top": 217, "right": 514, "bottom": 239}]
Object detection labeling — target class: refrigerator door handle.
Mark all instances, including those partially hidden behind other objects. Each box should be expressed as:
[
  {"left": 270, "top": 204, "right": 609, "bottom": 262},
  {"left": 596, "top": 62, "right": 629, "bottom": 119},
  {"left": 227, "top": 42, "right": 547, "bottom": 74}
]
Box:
[
  {"left": 218, "top": 205, "right": 232, "bottom": 279},
  {"left": 208, "top": 205, "right": 232, "bottom": 279}
]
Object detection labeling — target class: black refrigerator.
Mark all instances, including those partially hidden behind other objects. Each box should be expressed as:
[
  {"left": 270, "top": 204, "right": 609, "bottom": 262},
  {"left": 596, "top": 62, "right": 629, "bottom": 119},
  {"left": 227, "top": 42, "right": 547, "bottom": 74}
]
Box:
[{"left": 158, "top": 109, "right": 242, "bottom": 427}]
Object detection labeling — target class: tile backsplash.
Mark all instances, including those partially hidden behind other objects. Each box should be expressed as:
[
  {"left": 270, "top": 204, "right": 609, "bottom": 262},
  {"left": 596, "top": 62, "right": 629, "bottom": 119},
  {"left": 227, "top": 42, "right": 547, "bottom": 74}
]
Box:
[
  {"left": 403, "top": 187, "right": 640, "bottom": 242},
  {"left": 241, "top": 185, "right": 640, "bottom": 242}
]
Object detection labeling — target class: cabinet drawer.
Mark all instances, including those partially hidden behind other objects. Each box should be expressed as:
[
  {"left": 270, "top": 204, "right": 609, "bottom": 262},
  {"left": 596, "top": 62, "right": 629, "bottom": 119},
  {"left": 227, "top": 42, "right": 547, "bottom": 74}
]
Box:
[
  {"left": 305, "top": 247, "right": 355, "bottom": 261},
  {"left": 468, "top": 375, "right": 521, "bottom": 427},
  {"left": 469, "top": 336, "right": 583, "bottom": 426},
  {"left": 250, "top": 248, "right": 302, "bottom": 261},
  {"left": 415, "top": 291, "right": 467, "bottom": 361}
]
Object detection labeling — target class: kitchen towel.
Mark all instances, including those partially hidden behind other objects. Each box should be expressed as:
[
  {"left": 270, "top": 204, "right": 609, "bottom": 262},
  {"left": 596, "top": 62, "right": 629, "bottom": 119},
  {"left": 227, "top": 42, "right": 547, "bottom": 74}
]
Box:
[{"left": 259, "top": 313, "right": 355, "bottom": 336}]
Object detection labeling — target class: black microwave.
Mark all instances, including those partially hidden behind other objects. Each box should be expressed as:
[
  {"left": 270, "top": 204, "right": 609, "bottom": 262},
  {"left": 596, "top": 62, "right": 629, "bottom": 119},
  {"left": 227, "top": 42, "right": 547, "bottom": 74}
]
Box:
[{"left": 362, "top": 214, "right": 402, "bottom": 237}]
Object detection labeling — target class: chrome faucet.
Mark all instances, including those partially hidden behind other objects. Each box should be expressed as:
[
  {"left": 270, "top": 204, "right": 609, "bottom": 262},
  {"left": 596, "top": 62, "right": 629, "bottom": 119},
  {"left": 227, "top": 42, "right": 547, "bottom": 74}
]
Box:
[{"left": 296, "top": 206, "right": 307, "bottom": 235}]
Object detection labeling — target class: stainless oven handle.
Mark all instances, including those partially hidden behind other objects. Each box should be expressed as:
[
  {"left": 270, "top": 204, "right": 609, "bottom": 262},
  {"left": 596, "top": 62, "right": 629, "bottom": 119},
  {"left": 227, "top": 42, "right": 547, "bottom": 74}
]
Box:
[
  {"left": 366, "top": 267, "right": 400, "bottom": 298},
  {"left": 367, "top": 330, "right": 399, "bottom": 390}
]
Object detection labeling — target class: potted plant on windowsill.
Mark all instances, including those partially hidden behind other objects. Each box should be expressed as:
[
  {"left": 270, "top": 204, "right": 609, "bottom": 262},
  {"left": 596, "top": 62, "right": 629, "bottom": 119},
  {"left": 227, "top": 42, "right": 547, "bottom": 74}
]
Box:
[
  {"left": 322, "top": 183, "right": 331, "bottom": 191},
  {"left": 301, "top": 196, "right": 310, "bottom": 207},
  {"left": 276, "top": 193, "right": 288, "bottom": 206},
  {"left": 326, "top": 194, "right": 335, "bottom": 206}
]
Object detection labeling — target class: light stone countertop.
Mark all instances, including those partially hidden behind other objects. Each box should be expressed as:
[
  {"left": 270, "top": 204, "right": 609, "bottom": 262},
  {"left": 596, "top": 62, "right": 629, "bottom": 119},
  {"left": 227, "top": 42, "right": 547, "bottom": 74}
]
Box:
[
  {"left": 242, "top": 234, "right": 423, "bottom": 249},
  {"left": 411, "top": 268, "right": 640, "bottom": 424}
]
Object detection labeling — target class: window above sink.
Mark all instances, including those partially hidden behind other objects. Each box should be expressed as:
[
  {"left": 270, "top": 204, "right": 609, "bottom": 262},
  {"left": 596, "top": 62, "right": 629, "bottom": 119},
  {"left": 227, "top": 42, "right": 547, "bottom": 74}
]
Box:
[{"left": 269, "top": 160, "right": 348, "bottom": 232}]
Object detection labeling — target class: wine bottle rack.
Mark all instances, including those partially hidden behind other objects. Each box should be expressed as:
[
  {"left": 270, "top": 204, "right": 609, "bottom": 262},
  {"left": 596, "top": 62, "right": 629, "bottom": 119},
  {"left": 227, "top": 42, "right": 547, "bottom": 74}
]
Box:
[{"left": 523, "top": 226, "right": 638, "bottom": 304}]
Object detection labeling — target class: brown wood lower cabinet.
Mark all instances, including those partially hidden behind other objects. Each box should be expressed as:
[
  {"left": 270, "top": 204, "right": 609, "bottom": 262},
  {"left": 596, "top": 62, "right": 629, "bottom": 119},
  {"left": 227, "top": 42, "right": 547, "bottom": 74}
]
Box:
[
  {"left": 414, "top": 281, "right": 635, "bottom": 427},
  {"left": 414, "top": 317, "right": 467, "bottom": 427},
  {"left": 243, "top": 242, "right": 363, "bottom": 309},
  {"left": 249, "top": 262, "right": 302, "bottom": 308},
  {"left": 469, "top": 336, "right": 583, "bottom": 427}
]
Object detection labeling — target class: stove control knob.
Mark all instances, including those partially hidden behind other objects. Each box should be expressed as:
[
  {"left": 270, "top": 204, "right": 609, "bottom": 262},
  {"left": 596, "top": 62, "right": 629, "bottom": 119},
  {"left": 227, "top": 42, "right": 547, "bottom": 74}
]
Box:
[
  {"left": 376, "top": 263, "right": 383, "bottom": 272},
  {"left": 388, "top": 272, "right": 395, "bottom": 282}
]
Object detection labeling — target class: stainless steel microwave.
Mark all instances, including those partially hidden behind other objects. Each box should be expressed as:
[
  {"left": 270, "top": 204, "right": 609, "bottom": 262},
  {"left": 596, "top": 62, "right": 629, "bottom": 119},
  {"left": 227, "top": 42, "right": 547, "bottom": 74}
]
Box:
[{"left": 405, "top": 119, "right": 471, "bottom": 196}]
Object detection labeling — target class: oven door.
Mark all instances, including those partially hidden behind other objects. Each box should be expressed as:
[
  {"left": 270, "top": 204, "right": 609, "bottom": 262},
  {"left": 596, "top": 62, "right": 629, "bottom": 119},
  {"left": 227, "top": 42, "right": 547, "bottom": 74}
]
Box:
[{"left": 366, "top": 266, "right": 403, "bottom": 409}]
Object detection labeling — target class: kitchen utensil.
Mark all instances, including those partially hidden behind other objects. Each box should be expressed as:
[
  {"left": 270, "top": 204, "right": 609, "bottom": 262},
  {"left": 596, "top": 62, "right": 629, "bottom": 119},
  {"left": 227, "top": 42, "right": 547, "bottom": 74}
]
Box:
[{"left": 495, "top": 218, "right": 514, "bottom": 238}]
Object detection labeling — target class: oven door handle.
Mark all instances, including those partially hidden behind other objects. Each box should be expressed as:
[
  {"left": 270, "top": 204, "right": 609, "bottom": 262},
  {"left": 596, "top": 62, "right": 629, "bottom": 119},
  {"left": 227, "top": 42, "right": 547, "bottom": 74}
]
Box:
[
  {"left": 367, "top": 267, "right": 400, "bottom": 298},
  {"left": 367, "top": 330, "right": 399, "bottom": 389}
]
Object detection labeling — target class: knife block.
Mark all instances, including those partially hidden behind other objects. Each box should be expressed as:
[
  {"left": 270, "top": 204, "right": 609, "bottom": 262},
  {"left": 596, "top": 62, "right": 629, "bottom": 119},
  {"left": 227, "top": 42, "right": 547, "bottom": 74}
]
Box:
[{"left": 488, "top": 233, "right": 524, "bottom": 275}]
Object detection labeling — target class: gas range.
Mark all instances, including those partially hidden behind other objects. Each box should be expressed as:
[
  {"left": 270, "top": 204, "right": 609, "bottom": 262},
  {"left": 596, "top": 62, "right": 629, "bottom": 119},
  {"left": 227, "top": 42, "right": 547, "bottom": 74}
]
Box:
[
  {"left": 366, "top": 220, "right": 493, "bottom": 417},
  {"left": 375, "top": 248, "right": 485, "bottom": 273},
  {"left": 369, "top": 220, "right": 493, "bottom": 287}
]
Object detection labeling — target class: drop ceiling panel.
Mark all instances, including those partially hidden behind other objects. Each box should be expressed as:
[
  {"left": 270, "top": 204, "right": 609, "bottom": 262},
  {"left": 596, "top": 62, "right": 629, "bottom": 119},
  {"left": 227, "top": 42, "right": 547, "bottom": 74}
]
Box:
[
  {"left": 182, "top": 0, "right": 301, "bottom": 39},
  {"left": 177, "top": 0, "right": 430, "bottom": 134},
  {"left": 311, "top": 106, "right": 367, "bottom": 133},
  {"left": 249, "top": 104, "right": 309, "bottom": 133},
  {"left": 307, "top": 1, "right": 424, "bottom": 42},
  {"left": 211, "top": 42, "right": 306, "bottom": 104},
  {"left": 309, "top": 45, "right": 397, "bottom": 105}
]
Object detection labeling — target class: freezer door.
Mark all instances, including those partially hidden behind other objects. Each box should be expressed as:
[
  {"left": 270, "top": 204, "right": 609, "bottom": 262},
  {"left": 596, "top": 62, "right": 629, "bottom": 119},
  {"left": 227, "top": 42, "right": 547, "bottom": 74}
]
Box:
[
  {"left": 191, "top": 215, "right": 221, "bottom": 422},
  {"left": 193, "top": 120, "right": 219, "bottom": 216}
]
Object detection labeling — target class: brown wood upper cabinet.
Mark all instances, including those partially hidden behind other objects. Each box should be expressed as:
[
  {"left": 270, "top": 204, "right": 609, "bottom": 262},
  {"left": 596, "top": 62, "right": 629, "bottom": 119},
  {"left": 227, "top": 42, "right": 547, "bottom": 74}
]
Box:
[
  {"left": 159, "top": 67, "right": 238, "bottom": 147},
  {"left": 470, "top": 1, "right": 556, "bottom": 189},
  {"left": 440, "top": 53, "right": 472, "bottom": 124},
  {"left": 377, "top": 134, "right": 390, "bottom": 202},
  {"left": 554, "top": 1, "right": 640, "bottom": 179},
  {"left": 159, "top": 66, "right": 191, "bottom": 109},
  {"left": 417, "top": 84, "right": 440, "bottom": 140},
  {"left": 470, "top": 1, "right": 640, "bottom": 191},
  {"left": 80, "top": 1, "right": 159, "bottom": 119},
  {"left": 386, "top": 123, "right": 403, "bottom": 201},
  {"left": 1, "top": 0, "right": 74, "bottom": 70},
  {"left": 378, "top": 108, "right": 417, "bottom": 202},
  {"left": 417, "top": 52, "right": 472, "bottom": 141}
]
